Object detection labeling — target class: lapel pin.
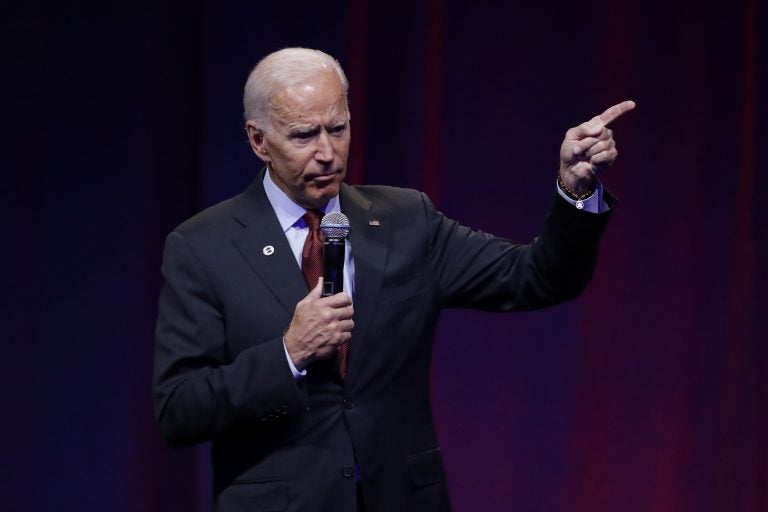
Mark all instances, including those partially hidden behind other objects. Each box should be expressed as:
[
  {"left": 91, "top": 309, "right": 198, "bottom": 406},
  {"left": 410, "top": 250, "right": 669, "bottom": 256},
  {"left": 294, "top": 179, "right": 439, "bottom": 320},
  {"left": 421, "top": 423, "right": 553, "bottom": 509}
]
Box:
[
  {"left": 262, "top": 245, "right": 275, "bottom": 256},
  {"left": 368, "top": 219, "right": 380, "bottom": 226}
]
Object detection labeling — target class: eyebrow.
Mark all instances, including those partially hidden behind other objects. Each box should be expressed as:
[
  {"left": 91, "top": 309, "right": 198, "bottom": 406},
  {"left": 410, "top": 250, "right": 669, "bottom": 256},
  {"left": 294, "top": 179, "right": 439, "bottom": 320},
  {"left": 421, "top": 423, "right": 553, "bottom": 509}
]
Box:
[
  {"left": 288, "top": 119, "right": 348, "bottom": 135},
  {"left": 290, "top": 126, "right": 320, "bottom": 135}
]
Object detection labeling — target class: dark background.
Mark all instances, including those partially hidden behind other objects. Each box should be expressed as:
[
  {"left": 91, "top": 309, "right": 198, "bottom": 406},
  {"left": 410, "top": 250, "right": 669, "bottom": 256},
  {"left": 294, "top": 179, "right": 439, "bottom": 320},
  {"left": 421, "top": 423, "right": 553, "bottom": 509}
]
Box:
[{"left": 4, "top": 0, "right": 766, "bottom": 510}]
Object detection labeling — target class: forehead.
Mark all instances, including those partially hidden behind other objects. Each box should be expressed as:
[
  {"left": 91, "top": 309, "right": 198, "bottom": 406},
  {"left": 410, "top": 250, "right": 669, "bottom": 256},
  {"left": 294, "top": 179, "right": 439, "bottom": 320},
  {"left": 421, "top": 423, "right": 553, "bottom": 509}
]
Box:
[{"left": 269, "top": 71, "right": 349, "bottom": 126}]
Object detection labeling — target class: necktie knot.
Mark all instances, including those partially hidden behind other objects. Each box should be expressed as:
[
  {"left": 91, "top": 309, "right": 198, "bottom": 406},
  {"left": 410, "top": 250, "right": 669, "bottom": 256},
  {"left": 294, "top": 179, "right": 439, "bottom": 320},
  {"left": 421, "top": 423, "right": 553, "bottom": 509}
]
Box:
[{"left": 304, "top": 209, "right": 322, "bottom": 231}]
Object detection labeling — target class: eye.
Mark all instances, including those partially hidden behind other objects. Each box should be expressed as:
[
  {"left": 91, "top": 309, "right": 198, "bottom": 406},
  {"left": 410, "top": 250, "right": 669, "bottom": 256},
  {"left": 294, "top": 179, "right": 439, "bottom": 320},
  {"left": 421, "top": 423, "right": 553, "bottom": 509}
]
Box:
[
  {"left": 290, "top": 129, "right": 318, "bottom": 144},
  {"left": 329, "top": 123, "right": 347, "bottom": 136}
]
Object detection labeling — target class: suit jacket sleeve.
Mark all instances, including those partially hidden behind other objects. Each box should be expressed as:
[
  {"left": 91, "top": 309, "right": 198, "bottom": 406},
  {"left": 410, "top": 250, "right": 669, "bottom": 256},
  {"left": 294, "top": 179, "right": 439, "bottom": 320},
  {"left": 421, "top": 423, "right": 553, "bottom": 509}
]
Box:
[
  {"left": 426, "top": 191, "right": 614, "bottom": 310},
  {"left": 153, "top": 231, "right": 307, "bottom": 447}
]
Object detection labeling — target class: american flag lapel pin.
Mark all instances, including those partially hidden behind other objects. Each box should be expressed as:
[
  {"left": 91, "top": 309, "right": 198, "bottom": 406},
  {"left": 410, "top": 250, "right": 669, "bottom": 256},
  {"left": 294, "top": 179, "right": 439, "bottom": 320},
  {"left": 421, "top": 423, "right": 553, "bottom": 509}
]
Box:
[{"left": 368, "top": 219, "right": 380, "bottom": 226}]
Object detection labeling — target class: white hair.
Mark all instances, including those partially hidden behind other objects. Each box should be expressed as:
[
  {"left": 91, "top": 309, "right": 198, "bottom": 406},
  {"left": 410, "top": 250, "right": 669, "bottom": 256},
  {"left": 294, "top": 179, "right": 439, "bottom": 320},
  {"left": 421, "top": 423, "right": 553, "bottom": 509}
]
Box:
[{"left": 243, "top": 47, "right": 349, "bottom": 131}]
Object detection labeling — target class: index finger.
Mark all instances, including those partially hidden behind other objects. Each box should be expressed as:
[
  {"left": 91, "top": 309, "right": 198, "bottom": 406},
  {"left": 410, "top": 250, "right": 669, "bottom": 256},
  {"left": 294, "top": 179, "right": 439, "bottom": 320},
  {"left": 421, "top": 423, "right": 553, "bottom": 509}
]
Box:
[{"left": 596, "top": 100, "right": 636, "bottom": 126}]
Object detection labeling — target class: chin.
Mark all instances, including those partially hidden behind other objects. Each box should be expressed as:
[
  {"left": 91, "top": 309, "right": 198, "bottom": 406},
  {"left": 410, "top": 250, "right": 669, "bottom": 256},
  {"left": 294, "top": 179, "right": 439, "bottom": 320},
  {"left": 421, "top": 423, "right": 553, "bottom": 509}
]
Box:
[
  {"left": 320, "top": 187, "right": 341, "bottom": 203},
  {"left": 317, "top": 181, "right": 342, "bottom": 195},
  {"left": 300, "top": 189, "right": 336, "bottom": 209}
]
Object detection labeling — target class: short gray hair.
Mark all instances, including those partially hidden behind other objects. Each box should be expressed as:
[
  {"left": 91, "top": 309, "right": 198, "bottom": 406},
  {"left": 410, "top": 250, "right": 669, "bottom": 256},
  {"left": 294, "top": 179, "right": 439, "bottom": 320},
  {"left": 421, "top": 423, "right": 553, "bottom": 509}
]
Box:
[{"left": 243, "top": 48, "right": 349, "bottom": 131}]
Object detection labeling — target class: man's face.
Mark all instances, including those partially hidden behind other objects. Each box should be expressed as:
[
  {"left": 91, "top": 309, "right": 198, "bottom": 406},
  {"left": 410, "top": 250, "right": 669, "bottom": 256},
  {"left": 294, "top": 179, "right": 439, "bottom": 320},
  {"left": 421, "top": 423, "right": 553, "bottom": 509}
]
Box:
[{"left": 247, "top": 71, "right": 350, "bottom": 210}]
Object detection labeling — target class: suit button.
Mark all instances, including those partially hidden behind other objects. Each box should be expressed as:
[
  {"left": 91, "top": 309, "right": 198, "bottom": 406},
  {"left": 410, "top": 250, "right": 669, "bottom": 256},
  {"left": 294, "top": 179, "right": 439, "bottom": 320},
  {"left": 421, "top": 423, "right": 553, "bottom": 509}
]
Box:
[
  {"left": 342, "top": 465, "right": 354, "bottom": 479},
  {"left": 342, "top": 399, "right": 354, "bottom": 409}
]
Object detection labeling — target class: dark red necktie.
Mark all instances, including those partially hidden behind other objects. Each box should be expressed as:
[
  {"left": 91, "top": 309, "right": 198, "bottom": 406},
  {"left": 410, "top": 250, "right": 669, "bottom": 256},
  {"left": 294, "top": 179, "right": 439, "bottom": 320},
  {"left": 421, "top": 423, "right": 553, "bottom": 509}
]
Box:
[
  {"left": 301, "top": 210, "right": 324, "bottom": 290},
  {"left": 300, "top": 210, "right": 349, "bottom": 378}
]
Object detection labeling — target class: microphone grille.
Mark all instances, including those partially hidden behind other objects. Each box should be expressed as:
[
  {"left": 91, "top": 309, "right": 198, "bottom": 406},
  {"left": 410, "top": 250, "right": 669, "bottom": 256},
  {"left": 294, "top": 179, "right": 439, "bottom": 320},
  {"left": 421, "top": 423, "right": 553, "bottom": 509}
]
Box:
[{"left": 320, "top": 212, "right": 350, "bottom": 239}]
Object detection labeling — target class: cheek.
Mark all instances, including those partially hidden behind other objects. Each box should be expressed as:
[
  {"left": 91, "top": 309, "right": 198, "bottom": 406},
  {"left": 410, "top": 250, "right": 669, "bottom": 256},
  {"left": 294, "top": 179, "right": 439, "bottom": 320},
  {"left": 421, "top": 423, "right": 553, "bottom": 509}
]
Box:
[
  {"left": 277, "top": 147, "right": 312, "bottom": 173},
  {"left": 332, "top": 138, "right": 351, "bottom": 158}
]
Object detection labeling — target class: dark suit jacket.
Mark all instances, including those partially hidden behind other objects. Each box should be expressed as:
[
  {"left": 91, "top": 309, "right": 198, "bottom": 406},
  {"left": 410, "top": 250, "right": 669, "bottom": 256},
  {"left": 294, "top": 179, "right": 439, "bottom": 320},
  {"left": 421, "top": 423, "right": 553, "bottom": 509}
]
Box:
[{"left": 153, "top": 173, "right": 612, "bottom": 511}]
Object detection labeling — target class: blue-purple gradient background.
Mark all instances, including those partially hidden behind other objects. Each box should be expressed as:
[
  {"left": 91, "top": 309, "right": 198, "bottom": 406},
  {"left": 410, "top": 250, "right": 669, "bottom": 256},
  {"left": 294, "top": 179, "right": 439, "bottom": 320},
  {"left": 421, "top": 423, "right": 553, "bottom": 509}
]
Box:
[{"left": 4, "top": 0, "right": 766, "bottom": 510}]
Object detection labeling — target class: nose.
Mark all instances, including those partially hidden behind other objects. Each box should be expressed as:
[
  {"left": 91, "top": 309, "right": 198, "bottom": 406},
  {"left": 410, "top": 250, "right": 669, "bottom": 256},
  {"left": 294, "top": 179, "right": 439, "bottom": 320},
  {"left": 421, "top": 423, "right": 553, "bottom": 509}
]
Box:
[{"left": 314, "top": 131, "right": 334, "bottom": 163}]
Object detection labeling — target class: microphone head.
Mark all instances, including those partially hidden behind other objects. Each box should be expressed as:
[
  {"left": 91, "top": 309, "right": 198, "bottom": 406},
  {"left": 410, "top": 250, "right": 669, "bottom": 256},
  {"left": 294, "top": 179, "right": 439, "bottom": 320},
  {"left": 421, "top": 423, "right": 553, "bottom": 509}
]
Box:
[{"left": 320, "top": 212, "right": 350, "bottom": 239}]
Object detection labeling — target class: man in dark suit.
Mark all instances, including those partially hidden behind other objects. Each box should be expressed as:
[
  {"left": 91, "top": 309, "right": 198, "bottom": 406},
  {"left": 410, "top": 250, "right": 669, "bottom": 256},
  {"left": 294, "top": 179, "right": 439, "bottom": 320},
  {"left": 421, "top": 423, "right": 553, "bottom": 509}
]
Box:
[{"left": 153, "top": 48, "right": 634, "bottom": 511}]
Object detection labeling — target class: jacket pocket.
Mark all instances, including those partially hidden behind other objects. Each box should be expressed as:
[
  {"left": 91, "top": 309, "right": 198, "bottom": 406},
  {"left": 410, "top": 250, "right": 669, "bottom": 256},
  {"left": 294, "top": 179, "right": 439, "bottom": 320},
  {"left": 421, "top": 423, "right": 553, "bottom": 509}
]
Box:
[
  {"left": 407, "top": 447, "right": 446, "bottom": 488},
  {"left": 215, "top": 479, "right": 288, "bottom": 512}
]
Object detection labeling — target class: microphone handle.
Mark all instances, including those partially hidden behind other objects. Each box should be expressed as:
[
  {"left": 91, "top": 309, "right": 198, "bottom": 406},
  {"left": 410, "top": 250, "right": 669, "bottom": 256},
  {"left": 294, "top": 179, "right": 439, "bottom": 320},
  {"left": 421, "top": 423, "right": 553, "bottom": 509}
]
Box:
[{"left": 322, "top": 237, "right": 345, "bottom": 297}]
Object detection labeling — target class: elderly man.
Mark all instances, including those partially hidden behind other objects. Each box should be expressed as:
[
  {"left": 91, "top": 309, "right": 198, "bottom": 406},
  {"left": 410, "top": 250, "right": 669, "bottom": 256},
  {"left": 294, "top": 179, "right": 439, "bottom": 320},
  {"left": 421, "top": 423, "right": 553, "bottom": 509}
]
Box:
[{"left": 153, "top": 47, "right": 634, "bottom": 511}]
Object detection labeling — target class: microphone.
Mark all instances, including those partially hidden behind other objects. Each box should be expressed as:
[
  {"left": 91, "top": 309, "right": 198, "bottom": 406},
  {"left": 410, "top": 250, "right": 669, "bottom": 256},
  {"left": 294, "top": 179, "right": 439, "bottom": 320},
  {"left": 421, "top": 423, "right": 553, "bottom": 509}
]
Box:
[{"left": 320, "top": 212, "right": 350, "bottom": 297}]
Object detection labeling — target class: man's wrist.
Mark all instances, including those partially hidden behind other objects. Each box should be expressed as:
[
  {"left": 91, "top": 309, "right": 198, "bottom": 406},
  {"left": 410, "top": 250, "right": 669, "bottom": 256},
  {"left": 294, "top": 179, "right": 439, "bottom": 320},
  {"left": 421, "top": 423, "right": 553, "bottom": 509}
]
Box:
[
  {"left": 556, "top": 179, "right": 605, "bottom": 213},
  {"left": 283, "top": 338, "right": 307, "bottom": 379},
  {"left": 557, "top": 172, "right": 596, "bottom": 200}
]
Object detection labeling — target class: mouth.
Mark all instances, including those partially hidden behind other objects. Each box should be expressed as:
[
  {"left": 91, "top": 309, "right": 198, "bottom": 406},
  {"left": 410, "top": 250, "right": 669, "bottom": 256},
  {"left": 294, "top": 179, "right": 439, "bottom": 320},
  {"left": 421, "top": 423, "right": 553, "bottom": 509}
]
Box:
[{"left": 306, "top": 170, "right": 342, "bottom": 186}]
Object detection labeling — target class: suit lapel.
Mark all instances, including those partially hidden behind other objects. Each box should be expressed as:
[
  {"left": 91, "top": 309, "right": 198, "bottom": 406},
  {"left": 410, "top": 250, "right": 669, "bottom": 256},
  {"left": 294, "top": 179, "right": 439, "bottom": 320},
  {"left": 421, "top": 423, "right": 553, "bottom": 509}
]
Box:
[
  {"left": 231, "top": 175, "right": 308, "bottom": 315},
  {"left": 340, "top": 184, "right": 389, "bottom": 383}
]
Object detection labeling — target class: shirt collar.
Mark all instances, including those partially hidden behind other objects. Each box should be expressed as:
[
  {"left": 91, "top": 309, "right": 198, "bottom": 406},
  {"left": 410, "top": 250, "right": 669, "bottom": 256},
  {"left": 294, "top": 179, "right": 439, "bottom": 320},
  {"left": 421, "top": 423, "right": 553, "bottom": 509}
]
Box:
[{"left": 262, "top": 168, "right": 341, "bottom": 232}]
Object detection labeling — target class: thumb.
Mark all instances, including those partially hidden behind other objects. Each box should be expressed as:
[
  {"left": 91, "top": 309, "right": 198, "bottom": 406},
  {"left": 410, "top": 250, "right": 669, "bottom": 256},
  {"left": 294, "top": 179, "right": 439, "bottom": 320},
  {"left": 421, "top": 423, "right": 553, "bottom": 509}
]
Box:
[{"left": 308, "top": 277, "right": 324, "bottom": 299}]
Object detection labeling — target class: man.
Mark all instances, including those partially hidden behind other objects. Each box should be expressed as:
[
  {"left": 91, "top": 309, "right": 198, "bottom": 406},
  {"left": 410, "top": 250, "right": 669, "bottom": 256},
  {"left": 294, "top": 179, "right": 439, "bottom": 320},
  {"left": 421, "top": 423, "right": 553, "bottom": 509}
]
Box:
[{"left": 153, "top": 47, "right": 634, "bottom": 511}]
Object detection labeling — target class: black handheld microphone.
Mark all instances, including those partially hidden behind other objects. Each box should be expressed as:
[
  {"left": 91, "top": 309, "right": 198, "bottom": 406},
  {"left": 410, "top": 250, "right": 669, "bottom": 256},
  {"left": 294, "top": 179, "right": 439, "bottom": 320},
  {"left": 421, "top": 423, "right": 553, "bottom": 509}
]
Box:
[{"left": 319, "top": 212, "right": 350, "bottom": 297}]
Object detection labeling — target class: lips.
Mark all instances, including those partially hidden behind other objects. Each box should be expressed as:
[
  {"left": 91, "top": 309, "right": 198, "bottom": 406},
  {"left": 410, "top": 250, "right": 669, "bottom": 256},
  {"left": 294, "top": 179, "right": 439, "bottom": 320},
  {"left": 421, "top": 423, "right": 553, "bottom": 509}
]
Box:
[{"left": 305, "top": 170, "right": 342, "bottom": 185}]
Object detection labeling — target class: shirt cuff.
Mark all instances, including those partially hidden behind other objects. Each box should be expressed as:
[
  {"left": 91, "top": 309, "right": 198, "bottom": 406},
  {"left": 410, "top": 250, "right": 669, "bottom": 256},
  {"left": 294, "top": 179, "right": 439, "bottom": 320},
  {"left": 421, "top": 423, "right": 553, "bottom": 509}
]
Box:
[
  {"left": 556, "top": 179, "right": 608, "bottom": 213},
  {"left": 283, "top": 339, "right": 307, "bottom": 379}
]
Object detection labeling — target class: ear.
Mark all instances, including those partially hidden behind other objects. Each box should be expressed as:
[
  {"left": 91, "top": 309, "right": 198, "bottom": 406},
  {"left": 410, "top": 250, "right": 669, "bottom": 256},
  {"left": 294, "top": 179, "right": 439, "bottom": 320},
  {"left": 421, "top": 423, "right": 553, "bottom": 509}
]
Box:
[{"left": 246, "top": 121, "right": 270, "bottom": 162}]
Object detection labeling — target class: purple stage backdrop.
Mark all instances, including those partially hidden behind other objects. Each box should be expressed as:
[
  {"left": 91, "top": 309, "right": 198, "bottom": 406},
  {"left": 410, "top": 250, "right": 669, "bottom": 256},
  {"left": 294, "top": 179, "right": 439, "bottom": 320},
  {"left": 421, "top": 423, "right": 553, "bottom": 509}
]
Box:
[{"left": 4, "top": 0, "right": 766, "bottom": 511}]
